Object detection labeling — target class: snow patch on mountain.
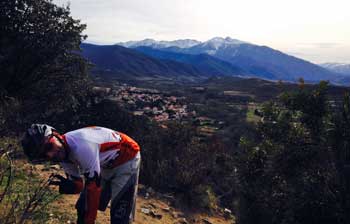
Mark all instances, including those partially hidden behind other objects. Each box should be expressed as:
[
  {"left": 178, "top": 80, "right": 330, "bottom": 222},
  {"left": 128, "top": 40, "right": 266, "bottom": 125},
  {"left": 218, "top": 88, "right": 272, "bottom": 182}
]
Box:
[
  {"left": 116, "top": 39, "right": 201, "bottom": 49},
  {"left": 320, "top": 62, "right": 350, "bottom": 75},
  {"left": 116, "top": 37, "right": 248, "bottom": 51},
  {"left": 204, "top": 37, "right": 247, "bottom": 49}
]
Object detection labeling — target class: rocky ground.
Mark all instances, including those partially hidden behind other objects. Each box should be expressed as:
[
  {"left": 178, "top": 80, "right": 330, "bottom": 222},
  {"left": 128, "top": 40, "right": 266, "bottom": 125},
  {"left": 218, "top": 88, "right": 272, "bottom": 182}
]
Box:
[{"left": 33, "top": 164, "right": 235, "bottom": 224}]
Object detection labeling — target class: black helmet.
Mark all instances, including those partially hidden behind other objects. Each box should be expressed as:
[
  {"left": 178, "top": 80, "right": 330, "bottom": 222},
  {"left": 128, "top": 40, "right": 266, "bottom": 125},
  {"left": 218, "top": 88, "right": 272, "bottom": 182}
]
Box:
[{"left": 21, "top": 124, "right": 56, "bottom": 161}]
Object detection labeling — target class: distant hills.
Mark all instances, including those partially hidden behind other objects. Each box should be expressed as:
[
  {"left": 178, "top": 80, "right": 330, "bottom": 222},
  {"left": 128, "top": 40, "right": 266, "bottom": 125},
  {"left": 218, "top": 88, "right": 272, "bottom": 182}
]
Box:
[
  {"left": 81, "top": 43, "right": 246, "bottom": 80},
  {"left": 320, "top": 63, "right": 350, "bottom": 76},
  {"left": 125, "top": 37, "right": 339, "bottom": 82},
  {"left": 81, "top": 37, "right": 347, "bottom": 84},
  {"left": 321, "top": 63, "right": 350, "bottom": 85},
  {"left": 134, "top": 46, "right": 245, "bottom": 77},
  {"left": 81, "top": 43, "right": 204, "bottom": 80}
]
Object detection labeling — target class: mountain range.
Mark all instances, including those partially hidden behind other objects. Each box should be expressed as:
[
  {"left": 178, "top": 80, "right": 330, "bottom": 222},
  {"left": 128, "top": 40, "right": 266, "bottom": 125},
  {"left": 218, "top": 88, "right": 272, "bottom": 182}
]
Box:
[
  {"left": 81, "top": 37, "right": 346, "bottom": 84},
  {"left": 116, "top": 38, "right": 201, "bottom": 49},
  {"left": 134, "top": 46, "right": 245, "bottom": 77},
  {"left": 81, "top": 43, "right": 203, "bottom": 79},
  {"left": 320, "top": 63, "right": 350, "bottom": 76}
]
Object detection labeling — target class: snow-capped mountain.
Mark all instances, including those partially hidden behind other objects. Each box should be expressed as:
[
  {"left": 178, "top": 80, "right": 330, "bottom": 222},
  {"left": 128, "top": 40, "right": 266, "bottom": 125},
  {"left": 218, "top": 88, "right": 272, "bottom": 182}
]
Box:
[
  {"left": 116, "top": 38, "right": 201, "bottom": 49},
  {"left": 116, "top": 36, "right": 341, "bottom": 83},
  {"left": 160, "top": 38, "right": 337, "bottom": 82},
  {"left": 320, "top": 63, "right": 350, "bottom": 76},
  {"left": 134, "top": 46, "right": 246, "bottom": 77},
  {"left": 117, "top": 37, "right": 246, "bottom": 53},
  {"left": 201, "top": 37, "right": 247, "bottom": 51}
]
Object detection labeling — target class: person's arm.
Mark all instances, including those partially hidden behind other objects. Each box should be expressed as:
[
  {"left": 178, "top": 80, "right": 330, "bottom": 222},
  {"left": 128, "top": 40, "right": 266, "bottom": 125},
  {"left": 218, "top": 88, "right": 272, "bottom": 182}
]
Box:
[
  {"left": 82, "top": 171, "right": 101, "bottom": 224},
  {"left": 51, "top": 162, "right": 84, "bottom": 194},
  {"left": 76, "top": 141, "right": 102, "bottom": 224}
]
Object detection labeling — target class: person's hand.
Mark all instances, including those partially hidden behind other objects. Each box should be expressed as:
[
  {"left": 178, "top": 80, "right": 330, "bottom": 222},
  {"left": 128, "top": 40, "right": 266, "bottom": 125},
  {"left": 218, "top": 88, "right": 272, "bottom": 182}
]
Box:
[
  {"left": 49, "top": 174, "right": 77, "bottom": 194},
  {"left": 48, "top": 174, "right": 65, "bottom": 185}
]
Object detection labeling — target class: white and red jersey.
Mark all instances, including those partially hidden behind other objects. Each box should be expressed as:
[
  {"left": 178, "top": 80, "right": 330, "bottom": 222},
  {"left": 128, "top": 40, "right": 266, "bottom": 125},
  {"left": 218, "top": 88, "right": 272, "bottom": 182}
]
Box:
[{"left": 60, "top": 126, "right": 140, "bottom": 179}]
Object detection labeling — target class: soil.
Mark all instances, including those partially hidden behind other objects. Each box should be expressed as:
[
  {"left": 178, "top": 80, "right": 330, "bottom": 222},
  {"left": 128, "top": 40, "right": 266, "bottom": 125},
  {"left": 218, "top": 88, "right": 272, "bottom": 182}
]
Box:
[{"left": 31, "top": 164, "right": 235, "bottom": 224}]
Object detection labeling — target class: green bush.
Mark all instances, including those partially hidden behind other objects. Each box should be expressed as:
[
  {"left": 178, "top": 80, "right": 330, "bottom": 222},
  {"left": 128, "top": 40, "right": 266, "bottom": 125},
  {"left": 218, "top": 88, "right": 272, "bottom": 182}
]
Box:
[
  {"left": 0, "top": 0, "right": 90, "bottom": 135},
  {"left": 191, "top": 184, "right": 218, "bottom": 211},
  {"left": 236, "top": 82, "right": 348, "bottom": 224},
  {"left": 0, "top": 138, "right": 59, "bottom": 224}
]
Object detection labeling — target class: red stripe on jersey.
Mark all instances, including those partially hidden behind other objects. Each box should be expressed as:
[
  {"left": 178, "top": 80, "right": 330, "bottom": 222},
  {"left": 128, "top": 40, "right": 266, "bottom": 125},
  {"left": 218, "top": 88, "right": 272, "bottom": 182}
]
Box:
[
  {"left": 61, "top": 134, "right": 72, "bottom": 153},
  {"left": 98, "top": 132, "right": 140, "bottom": 168},
  {"left": 111, "top": 132, "right": 140, "bottom": 167},
  {"left": 100, "top": 142, "right": 121, "bottom": 153}
]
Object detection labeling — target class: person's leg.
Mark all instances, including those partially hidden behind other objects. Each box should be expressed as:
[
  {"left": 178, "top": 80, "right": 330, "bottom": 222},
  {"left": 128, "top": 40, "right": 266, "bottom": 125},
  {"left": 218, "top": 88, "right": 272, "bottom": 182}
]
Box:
[
  {"left": 109, "top": 152, "right": 141, "bottom": 224},
  {"left": 98, "top": 175, "right": 112, "bottom": 211},
  {"left": 131, "top": 154, "right": 140, "bottom": 221},
  {"left": 75, "top": 189, "right": 86, "bottom": 224}
]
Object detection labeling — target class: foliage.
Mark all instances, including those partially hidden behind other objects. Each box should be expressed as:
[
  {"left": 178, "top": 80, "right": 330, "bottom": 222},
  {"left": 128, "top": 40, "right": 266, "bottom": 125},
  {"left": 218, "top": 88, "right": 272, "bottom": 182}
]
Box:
[
  {"left": 191, "top": 184, "right": 218, "bottom": 211},
  {"left": 137, "top": 121, "right": 224, "bottom": 207},
  {"left": 328, "top": 91, "right": 350, "bottom": 222},
  {"left": 236, "top": 82, "right": 348, "bottom": 224},
  {"left": 0, "top": 0, "right": 90, "bottom": 135},
  {"left": 0, "top": 0, "right": 87, "bottom": 97},
  {"left": 0, "top": 138, "right": 59, "bottom": 223}
]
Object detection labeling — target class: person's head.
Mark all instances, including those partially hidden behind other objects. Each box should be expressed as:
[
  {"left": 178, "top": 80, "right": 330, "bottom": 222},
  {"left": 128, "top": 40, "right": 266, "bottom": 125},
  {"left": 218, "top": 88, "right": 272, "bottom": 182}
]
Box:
[{"left": 21, "top": 124, "right": 67, "bottom": 162}]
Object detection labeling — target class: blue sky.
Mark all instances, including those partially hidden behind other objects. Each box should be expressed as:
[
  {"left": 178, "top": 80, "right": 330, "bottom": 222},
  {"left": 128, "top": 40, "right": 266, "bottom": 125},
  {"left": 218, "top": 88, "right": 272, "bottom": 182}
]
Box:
[{"left": 54, "top": 0, "right": 350, "bottom": 64}]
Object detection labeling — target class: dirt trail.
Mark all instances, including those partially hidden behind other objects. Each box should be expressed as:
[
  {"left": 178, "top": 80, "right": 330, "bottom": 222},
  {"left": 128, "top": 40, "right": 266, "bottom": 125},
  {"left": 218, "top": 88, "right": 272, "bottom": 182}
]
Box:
[{"left": 32, "top": 164, "right": 235, "bottom": 224}]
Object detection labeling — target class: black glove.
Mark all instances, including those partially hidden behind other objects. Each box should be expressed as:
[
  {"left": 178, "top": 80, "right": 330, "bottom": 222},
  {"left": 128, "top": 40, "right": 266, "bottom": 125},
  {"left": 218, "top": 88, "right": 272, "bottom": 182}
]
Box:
[{"left": 49, "top": 174, "right": 77, "bottom": 194}]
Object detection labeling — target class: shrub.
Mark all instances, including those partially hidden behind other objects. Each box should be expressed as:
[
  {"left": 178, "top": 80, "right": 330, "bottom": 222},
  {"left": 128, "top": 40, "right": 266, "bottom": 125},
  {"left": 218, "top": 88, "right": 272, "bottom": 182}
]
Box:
[
  {"left": 0, "top": 138, "right": 59, "bottom": 224},
  {"left": 236, "top": 82, "right": 347, "bottom": 224}
]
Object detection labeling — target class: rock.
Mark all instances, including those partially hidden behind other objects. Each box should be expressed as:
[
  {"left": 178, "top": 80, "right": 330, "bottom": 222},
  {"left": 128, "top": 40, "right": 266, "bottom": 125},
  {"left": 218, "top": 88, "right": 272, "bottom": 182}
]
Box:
[
  {"left": 179, "top": 218, "right": 188, "bottom": 224},
  {"left": 145, "top": 192, "right": 150, "bottom": 199},
  {"left": 224, "top": 208, "right": 233, "bottom": 219},
  {"left": 171, "top": 211, "right": 178, "bottom": 218},
  {"left": 148, "top": 202, "right": 157, "bottom": 208},
  {"left": 146, "top": 187, "right": 155, "bottom": 195},
  {"left": 150, "top": 210, "right": 162, "bottom": 219},
  {"left": 162, "top": 193, "right": 176, "bottom": 204},
  {"left": 203, "top": 218, "right": 214, "bottom": 224},
  {"left": 163, "top": 194, "right": 175, "bottom": 200},
  {"left": 50, "top": 165, "right": 60, "bottom": 170},
  {"left": 162, "top": 206, "right": 171, "bottom": 212},
  {"left": 141, "top": 208, "right": 150, "bottom": 215},
  {"left": 141, "top": 207, "right": 162, "bottom": 219}
]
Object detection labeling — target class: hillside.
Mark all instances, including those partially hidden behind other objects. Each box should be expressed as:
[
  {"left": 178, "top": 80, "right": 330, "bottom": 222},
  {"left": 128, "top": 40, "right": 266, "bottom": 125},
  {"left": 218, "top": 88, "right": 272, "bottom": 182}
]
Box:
[
  {"left": 321, "top": 63, "right": 350, "bottom": 76},
  {"left": 80, "top": 43, "right": 204, "bottom": 80},
  {"left": 134, "top": 46, "right": 246, "bottom": 77},
  {"left": 31, "top": 164, "right": 235, "bottom": 224}
]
